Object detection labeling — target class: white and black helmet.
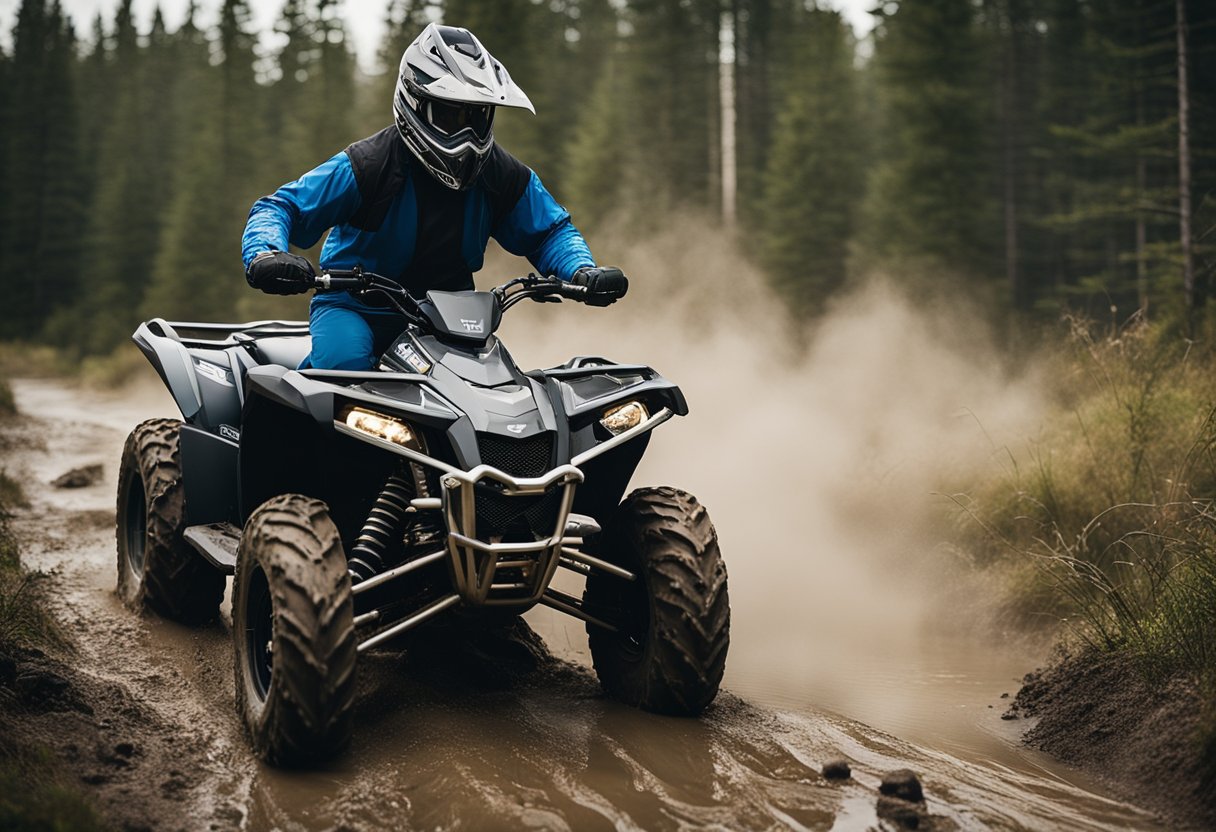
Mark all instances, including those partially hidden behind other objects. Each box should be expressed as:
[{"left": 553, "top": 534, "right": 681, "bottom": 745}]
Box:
[{"left": 393, "top": 23, "right": 534, "bottom": 190}]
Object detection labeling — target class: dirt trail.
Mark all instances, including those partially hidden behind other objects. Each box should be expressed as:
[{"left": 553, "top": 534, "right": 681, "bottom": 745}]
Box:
[{"left": 1, "top": 375, "right": 1167, "bottom": 831}]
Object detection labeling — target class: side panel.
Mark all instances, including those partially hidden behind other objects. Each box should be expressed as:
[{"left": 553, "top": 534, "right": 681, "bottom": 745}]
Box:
[
  {"left": 571, "top": 434, "right": 650, "bottom": 524},
  {"left": 187, "top": 349, "right": 242, "bottom": 430},
  {"left": 180, "top": 425, "right": 240, "bottom": 525}
]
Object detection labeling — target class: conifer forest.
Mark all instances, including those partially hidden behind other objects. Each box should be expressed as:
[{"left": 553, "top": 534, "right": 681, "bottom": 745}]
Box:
[{"left": 2, "top": 0, "right": 1214, "bottom": 353}]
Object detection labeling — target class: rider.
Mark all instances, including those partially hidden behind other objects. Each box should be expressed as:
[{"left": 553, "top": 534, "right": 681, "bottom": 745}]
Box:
[{"left": 241, "top": 23, "right": 627, "bottom": 370}]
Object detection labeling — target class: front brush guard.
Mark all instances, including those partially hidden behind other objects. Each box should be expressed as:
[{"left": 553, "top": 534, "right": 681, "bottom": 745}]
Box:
[{"left": 440, "top": 463, "right": 583, "bottom": 606}]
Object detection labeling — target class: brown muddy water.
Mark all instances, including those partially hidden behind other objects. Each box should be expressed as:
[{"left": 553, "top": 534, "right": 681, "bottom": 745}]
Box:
[{"left": 2, "top": 246, "right": 1167, "bottom": 830}]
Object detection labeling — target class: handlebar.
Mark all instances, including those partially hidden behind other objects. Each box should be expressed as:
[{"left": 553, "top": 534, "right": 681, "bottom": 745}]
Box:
[
  {"left": 314, "top": 268, "right": 609, "bottom": 315},
  {"left": 315, "top": 274, "right": 368, "bottom": 292}
]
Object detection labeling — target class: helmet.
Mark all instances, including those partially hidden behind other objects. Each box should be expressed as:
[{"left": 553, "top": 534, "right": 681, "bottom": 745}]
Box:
[{"left": 393, "top": 23, "right": 534, "bottom": 190}]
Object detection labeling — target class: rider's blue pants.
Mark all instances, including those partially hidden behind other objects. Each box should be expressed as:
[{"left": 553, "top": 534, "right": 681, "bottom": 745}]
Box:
[{"left": 300, "top": 292, "right": 407, "bottom": 370}]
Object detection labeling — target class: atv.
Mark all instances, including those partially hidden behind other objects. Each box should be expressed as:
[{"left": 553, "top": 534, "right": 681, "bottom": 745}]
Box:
[{"left": 116, "top": 269, "right": 729, "bottom": 765}]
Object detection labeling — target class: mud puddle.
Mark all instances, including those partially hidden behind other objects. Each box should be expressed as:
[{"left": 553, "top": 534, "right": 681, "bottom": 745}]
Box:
[{"left": 4, "top": 376, "right": 1162, "bottom": 830}]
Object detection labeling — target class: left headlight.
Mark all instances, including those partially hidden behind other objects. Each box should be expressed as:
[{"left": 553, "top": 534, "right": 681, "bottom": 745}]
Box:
[
  {"left": 338, "top": 405, "right": 423, "bottom": 450},
  {"left": 600, "top": 401, "right": 648, "bottom": 436}
]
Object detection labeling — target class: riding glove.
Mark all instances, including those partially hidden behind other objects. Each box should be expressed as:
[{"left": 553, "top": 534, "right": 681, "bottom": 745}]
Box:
[
  {"left": 247, "top": 250, "right": 316, "bottom": 295},
  {"left": 572, "top": 266, "right": 629, "bottom": 306}
]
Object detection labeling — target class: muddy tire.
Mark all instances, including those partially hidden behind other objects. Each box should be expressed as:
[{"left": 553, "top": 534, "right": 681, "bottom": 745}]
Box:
[
  {"left": 232, "top": 494, "right": 356, "bottom": 767},
  {"left": 583, "top": 487, "right": 730, "bottom": 715},
  {"left": 116, "top": 418, "right": 225, "bottom": 624}
]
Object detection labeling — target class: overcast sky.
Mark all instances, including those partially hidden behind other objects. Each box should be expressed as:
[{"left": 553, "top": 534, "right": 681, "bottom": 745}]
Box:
[{"left": 0, "top": 0, "right": 877, "bottom": 71}]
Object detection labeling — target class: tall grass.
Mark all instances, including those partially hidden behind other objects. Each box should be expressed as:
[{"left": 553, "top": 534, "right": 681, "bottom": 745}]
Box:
[
  {"left": 0, "top": 384, "right": 101, "bottom": 830},
  {"left": 956, "top": 317, "right": 1216, "bottom": 684},
  {"left": 0, "top": 469, "right": 60, "bottom": 654}
]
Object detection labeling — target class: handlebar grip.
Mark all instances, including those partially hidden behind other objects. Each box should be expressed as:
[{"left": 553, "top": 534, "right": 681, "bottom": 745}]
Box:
[
  {"left": 557, "top": 282, "right": 590, "bottom": 299},
  {"left": 315, "top": 275, "right": 366, "bottom": 291}
]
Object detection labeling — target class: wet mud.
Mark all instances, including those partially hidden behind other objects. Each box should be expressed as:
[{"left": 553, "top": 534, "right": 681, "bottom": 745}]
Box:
[
  {"left": 0, "top": 376, "right": 1173, "bottom": 830},
  {"left": 1011, "top": 649, "right": 1216, "bottom": 829}
]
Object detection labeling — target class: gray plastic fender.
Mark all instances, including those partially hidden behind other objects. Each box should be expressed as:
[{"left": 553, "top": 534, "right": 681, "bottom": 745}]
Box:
[{"left": 132, "top": 321, "right": 203, "bottom": 421}]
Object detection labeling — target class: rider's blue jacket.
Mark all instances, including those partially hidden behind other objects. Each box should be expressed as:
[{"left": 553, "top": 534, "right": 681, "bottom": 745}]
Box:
[{"left": 241, "top": 127, "right": 593, "bottom": 293}]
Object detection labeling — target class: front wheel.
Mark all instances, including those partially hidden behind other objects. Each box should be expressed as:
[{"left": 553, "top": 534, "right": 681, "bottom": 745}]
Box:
[
  {"left": 232, "top": 494, "right": 357, "bottom": 767},
  {"left": 583, "top": 487, "right": 730, "bottom": 715}
]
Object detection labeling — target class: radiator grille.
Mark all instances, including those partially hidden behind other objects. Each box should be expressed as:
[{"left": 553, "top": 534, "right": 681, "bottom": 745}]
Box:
[
  {"left": 474, "top": 487, "right": 562, "bottom": 539},
  {"left": 476, "top": 432, "right": 553, "bottom": 478}
]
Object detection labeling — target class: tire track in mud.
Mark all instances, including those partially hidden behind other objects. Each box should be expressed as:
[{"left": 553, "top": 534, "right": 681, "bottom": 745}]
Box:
[{"left": 4, "top": 377, "right": 1168, "bottom": 831}]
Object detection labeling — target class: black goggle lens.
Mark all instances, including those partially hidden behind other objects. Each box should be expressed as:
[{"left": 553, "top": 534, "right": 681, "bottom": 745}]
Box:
[{"left": 426, "top": 99, "right": 492, "bottom": 138}]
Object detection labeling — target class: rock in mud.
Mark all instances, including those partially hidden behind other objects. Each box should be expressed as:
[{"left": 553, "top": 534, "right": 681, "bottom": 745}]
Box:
[
  {"left": 877, "top": 795, "right": 928, "bottom": 829},
  {"left": 0, "top": 651, "right": 16, "bottom": 686},
  {"left": 877, "top": 772, "right": 937, "bottom": 830},
  {"left": 822, "top": 759, "right": 852, "bottom": 779},
  {"left": 14, "top": 666, "right": 71, "bottom": 702},
  {"left": 52, "top": 464, "right": 103, "bottom": 488},
  {"left": 880, "top": 769, "right": 924, "bottom": 803}
]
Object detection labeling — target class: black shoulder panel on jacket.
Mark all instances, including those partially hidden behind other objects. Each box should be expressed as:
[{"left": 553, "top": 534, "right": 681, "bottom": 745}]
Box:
[
  {"left": 478, "top": 144, "right": 533, "bottom": 228},
  {"left": 345, "top": 126, "right": 411, "bottom": 232}
]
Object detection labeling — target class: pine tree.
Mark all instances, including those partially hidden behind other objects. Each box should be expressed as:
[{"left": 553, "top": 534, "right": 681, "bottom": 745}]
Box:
[
  {"left": 267, "top": 0, "right": 315, "bottom": 181},
  {"left": 1038, "top": 0, "right": 1182, "bottom": 317},
  {"left": 2, "top": 0, "right": 84, "bottom": 339},
  {"left": 144, "top": 0, "right": 266, "bottom": 324},
  {"left": 758, "top": 7, "right": 863, "bottom": 310},
  {"left": 615, "top": 0, "right": 721, "bottom": 219},
  {"left": 37, "top": 1, "right": 84, "bottom": 319},
  {"left": 563, "top": 55, "right": 629, "bottom": 227},
  {"left": 732, "top": 0, "right": 805, "bottom": 231},
  {"left": 4, "top": 0, "right": 50, "bottom": 338},
  {"left": 76, "top": 0, "right": 170, "bottom": 351},
  {"left": 310, "top": 0, "right": 358, "bottom": 159},
  {"left": 857, "top": 0, "right": 995, "bottom": 279}
]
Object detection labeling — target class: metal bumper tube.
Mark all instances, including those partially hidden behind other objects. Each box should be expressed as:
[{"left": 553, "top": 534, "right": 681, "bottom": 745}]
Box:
[
  {"left": 357, "top": 593, "right": 460, "bottom": 652},
  {"left": 441, "top": 464, "right": 583, "bottom": 606}
]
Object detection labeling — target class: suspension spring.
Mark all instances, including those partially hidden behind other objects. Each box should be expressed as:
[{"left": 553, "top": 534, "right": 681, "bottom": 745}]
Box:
[{"left": 348, "top": 467, "right": 416, "bottom": 584}]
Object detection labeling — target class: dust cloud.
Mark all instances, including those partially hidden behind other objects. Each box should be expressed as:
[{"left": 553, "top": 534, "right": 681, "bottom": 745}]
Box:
[{"left": 494, "top": 219, "right": 1049, "bottom": 730}]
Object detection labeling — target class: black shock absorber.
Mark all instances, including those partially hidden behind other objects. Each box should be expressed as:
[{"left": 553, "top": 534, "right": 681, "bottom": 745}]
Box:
[{"left": 347, "top": 467, "right": 416, "bottom": 584}]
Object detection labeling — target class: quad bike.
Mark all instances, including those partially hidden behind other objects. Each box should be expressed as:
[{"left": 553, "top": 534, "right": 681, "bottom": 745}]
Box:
[{"left": 116, "top": 269, "right": 729, "bottom": 766}]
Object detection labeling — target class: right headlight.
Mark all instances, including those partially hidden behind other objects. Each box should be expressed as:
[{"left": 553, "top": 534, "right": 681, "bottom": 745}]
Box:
[
  {"left": 338, "top": 404, "right": 423, "bottom": 451},
  {"left": 599, "top": 401, "right": 648, "bottom": 436}
]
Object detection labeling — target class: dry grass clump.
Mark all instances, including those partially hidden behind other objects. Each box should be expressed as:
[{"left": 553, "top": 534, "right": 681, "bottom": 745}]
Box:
[
  {"left": 0, "top": 380, "right": 15, "bottom": 421},
  {"left": 953, "top": 317, "right": 1216, "bottom": 686},
  {"left": 0, "top": 471, "right": 59, "bottom": 654}
]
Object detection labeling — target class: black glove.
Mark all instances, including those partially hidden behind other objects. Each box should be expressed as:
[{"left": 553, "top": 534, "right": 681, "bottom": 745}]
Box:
[
  {"left": 571, "top": 266, "right": 628, "bottom": 307},
  {"left": 246, "top": 250, "right": 316, "bottom": 295}
]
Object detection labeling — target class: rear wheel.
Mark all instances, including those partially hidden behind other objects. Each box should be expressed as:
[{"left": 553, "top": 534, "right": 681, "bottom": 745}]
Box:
[
  {"left": 232, "top": 494, "right": 357, "bottom": 767},
  {"left": 583, "top": 487, "right": 730, "bottom": 715},
  {"left": 115, "top": 418, "right": 225, "bottom": 623}
]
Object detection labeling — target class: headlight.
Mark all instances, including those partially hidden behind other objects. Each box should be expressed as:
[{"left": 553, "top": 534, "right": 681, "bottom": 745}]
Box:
[
  {"left": 600, "top": 401, "right": 648, "bottom": 435},
  {"left": 339, "top": 405, "right": 422, "bottom": 450}
]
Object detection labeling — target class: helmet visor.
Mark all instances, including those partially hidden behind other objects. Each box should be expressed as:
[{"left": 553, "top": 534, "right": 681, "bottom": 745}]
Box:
[{"left": 425, "top": 98, "right": 493, "bottom": 141}]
